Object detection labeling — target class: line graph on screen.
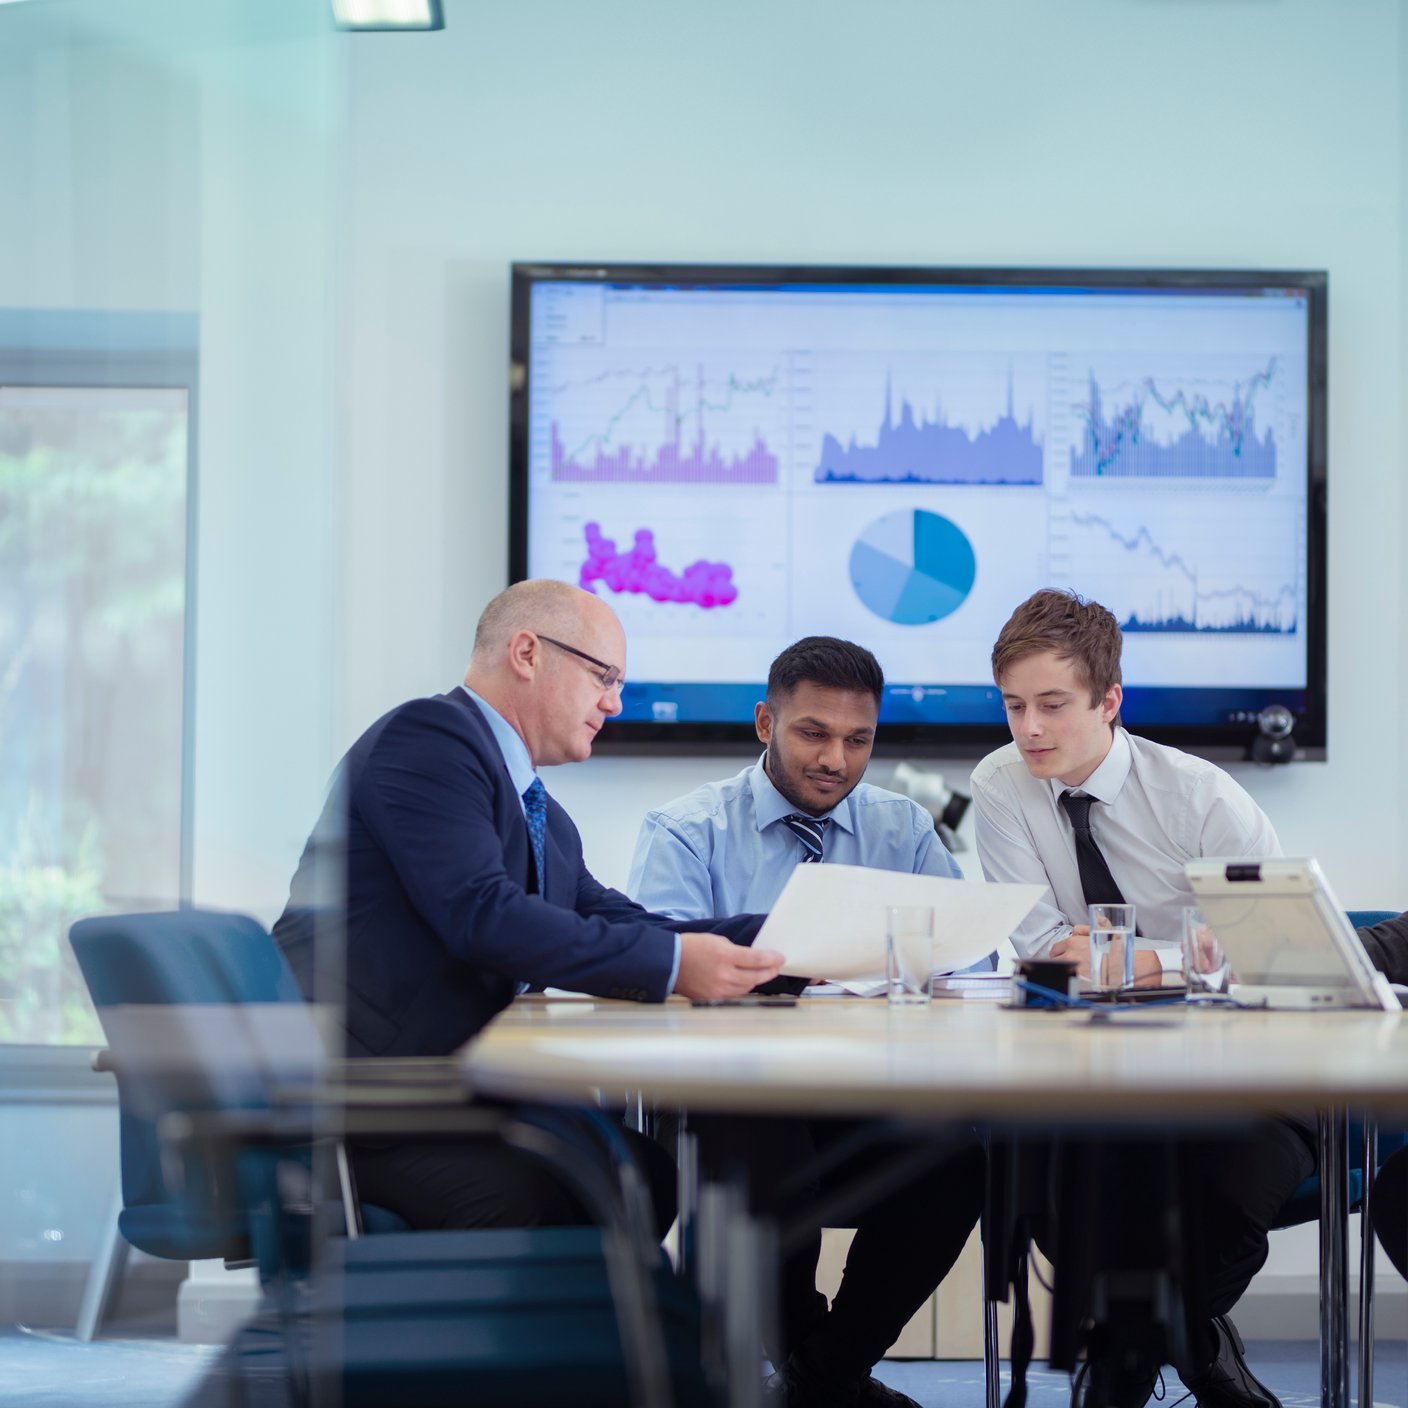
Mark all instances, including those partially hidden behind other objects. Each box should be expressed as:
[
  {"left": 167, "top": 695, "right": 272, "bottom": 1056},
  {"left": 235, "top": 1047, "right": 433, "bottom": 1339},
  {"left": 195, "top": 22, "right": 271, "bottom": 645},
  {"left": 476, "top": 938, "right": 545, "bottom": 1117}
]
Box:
[
  {"left": 1059, "top": 509, "right": 1298, "bottom": 634},
  {"left": 545, "top": 360, "right": 785, "bottom": 485},
  {"left": 1070, "top": 359, "right": 1279, "bottom": 480}
]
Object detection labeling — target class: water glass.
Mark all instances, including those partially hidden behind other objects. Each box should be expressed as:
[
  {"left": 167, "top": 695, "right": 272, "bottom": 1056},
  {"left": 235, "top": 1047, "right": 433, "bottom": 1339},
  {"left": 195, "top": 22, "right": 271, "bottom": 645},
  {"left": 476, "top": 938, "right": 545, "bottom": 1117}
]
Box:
[
  {"left": 1182, "top": 904, "right": 1231, "bottom": 999},
  {"left": 1087, "top": 903, "right": 1136, "bottom": 991},
  {"left": 885, "top": 905, "right": 935, "bottom": 1006}
]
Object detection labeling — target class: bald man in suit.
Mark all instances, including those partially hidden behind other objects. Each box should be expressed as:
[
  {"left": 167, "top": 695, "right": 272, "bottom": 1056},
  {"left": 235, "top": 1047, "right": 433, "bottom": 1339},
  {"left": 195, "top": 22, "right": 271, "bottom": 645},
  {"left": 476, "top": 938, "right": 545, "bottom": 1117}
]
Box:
[{"left": 274, "top": 579, "right": 783, "bottom": 1232}]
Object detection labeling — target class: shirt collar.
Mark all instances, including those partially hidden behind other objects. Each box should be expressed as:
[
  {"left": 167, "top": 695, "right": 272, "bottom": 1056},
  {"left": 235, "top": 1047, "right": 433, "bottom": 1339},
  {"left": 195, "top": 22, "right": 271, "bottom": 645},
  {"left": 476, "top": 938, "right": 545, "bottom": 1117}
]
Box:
[
  {"left": 461, "top": 685, "right": 538, "bottom": 800},
  {"left": 1044, "top": 725, "right": 1132, "bottom": 807},
  {"left": 747, "top": 753, "right": 857, "bottom": 835}
]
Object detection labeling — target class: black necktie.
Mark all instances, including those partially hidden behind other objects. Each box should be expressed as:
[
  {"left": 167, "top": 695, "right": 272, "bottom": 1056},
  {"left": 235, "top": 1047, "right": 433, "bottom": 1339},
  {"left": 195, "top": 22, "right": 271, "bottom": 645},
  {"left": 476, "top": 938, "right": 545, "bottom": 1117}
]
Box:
[
  {"left": 1058, "top": 790, "right": 1126, "bottom": 908},
  {"left": 781, "top": 813, "right": 829, "bottom": 863}
]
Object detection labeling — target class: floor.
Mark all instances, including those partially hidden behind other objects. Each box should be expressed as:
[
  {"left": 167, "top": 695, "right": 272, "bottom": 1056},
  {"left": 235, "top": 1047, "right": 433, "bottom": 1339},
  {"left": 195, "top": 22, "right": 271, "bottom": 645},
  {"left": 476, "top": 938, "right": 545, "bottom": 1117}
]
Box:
[
  {"left": 0, "top": 1330, "right": 1401, "bottom": 1408},
  {"left": 878, "top": 1342, "right": 1408, "bottom": 1408}
]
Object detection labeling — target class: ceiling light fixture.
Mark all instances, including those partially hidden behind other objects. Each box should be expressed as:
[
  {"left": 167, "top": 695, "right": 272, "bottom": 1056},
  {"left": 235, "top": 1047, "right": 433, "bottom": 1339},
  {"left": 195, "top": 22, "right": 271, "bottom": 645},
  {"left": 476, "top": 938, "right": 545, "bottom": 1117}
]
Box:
[{"left": 331, "top": 0, "right": 444, "bottom": 30}]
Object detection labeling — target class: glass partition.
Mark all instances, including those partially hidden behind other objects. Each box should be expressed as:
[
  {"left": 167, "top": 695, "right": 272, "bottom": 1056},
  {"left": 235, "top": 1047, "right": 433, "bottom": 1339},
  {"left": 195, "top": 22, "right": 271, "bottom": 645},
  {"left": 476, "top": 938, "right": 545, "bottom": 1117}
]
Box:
[{"left": 0, "top": 0, "right": 349, "bottom": 1378}]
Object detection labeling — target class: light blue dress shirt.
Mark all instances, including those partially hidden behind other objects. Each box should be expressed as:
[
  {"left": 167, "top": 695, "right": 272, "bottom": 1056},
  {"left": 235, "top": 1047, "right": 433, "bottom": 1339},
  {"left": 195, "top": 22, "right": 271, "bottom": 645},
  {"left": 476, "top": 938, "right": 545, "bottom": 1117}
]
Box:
[
  {"left": 461, "top": 686, "right": 681, "bottom": 991},
  {"left": 628, "top": 756, "right": 961, "bottom": 925}
]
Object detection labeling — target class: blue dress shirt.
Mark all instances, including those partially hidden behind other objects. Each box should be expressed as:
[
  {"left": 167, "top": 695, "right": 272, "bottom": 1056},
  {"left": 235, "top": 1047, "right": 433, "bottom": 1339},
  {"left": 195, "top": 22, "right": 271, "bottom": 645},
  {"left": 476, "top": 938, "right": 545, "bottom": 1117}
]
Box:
[
  {"left": 462, "top": 686, "right": 682, "bottom": 991},
  {"left": 628, "top": 756, "right": 961, "bottom": 923}
]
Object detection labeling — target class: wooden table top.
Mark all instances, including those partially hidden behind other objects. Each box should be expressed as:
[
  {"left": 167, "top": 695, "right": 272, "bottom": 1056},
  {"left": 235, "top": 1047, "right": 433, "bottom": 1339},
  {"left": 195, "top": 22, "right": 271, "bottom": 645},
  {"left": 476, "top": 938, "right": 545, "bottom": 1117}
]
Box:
[{"left": 460, "top": 995, "right": 1408, "bottom": 1125}]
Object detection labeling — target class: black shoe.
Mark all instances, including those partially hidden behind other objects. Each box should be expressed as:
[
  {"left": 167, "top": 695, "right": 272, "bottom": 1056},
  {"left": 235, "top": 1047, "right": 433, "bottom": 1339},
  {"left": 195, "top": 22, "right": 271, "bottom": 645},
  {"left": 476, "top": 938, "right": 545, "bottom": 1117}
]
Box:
[
  {"left": 1078, "top": 1356, "right": 1161, "bottom": 1408},
  {"left": 1181, "top": 1315, "right": 1282, "bottom": 1408},
  {"left": 763, "top": 1358, "right": 923, "bottom": 1408}
]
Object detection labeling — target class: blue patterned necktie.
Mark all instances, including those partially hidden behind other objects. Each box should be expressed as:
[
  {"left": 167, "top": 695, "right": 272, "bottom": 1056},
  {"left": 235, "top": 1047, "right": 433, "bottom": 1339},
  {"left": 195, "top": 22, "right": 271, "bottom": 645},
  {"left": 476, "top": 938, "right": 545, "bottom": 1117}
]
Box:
[
  {"left": 781, "top": 813, "right": 828, "bottom": 863},
  {"left": 523, "top": 777, "right": 548, "bottom": 893}
]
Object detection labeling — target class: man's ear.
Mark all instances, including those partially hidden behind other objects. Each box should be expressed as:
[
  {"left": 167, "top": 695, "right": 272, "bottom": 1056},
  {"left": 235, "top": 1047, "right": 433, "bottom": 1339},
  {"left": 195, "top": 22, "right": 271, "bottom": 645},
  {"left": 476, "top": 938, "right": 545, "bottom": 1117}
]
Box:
[
  {"left": 506, "top": 629, "right": 539, "bottom": 682},
  {"left": 1100, "top": 683, "right": 1123, "bottom": 726},
  {"left": 754, "top": 700, "right": 773, "bottom": 746}
]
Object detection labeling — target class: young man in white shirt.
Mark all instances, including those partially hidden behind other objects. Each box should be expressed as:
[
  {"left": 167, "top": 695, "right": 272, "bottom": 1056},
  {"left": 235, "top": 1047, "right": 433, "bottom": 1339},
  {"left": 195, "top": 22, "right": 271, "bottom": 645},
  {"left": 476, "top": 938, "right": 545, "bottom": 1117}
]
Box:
[{"left": 972, "top": 589, "right": 1313, "bottom": 1408}]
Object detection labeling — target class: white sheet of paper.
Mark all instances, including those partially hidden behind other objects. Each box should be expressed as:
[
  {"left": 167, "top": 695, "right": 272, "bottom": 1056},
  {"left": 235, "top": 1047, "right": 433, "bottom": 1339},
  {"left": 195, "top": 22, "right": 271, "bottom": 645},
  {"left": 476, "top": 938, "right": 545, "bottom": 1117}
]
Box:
[{"left": 756, "top": 865, "right": 1044, "bottom": 994}]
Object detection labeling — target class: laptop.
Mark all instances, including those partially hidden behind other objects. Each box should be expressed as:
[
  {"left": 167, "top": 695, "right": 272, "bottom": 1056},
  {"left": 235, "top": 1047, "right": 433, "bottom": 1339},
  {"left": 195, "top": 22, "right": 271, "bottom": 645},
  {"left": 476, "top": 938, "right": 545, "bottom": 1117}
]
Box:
[{"left": 1183, "top": 857, "right": 1400, "bottom": 1011}]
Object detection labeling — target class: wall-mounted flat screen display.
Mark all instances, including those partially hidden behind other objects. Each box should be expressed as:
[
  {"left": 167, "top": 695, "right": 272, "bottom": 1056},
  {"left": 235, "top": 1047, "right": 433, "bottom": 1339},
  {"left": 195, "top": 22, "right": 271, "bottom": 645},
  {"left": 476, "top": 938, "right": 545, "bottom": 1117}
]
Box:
[{"left": 510, "top": 263, "right": 1326, "bottom": 757}]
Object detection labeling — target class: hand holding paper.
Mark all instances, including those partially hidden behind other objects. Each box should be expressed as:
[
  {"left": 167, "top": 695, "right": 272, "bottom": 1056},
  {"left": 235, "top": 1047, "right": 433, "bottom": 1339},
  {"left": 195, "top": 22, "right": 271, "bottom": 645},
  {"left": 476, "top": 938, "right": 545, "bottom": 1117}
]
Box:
[{"left": 756, "top": 865, "right": 1042, "bottom": 994}]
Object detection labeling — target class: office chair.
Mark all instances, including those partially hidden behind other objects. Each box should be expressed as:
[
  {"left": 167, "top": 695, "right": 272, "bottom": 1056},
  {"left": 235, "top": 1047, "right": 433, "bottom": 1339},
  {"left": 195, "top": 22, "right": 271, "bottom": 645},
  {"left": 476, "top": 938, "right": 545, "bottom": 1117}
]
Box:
[
  {"left": 70, "top": 908, "right": 707, "bottom": 1408},
  {"left": 71, "top": 906, "right": 415, "bottom": 1339}
]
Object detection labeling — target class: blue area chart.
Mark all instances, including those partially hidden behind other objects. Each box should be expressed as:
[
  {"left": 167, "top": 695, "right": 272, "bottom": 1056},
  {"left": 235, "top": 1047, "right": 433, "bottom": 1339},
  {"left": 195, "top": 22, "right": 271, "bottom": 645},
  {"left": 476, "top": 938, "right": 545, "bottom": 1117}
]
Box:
[
  {"left": 817, "top": 375, "right": 1043, "bottom": 485},
  {"left": 849, "top": 509, "right": 977, "bottom": 625}
]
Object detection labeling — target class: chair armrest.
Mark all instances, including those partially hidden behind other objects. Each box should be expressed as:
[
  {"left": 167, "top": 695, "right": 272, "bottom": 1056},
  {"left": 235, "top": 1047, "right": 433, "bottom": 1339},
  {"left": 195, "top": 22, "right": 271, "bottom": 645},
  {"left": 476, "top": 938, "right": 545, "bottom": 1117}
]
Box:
[{"left": 158, "top": 1097, "right": 507, "bottom": 1152}]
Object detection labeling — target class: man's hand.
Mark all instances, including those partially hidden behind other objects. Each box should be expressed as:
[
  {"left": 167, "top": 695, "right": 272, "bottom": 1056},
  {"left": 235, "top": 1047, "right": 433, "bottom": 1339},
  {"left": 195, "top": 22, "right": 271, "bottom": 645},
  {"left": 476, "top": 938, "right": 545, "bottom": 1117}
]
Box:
[
  {"left": 1049, "top": 926, "right": 1162, "bottom": 986},
  {"left": 1130, "top": 950, "right": 1163, "bottom": 987},
  {"left": 1050, "top": 925, "right": 1092, "bottom": 977},
  {"left": 674, "top": 933, "right": 786, "bottom": 1000}
]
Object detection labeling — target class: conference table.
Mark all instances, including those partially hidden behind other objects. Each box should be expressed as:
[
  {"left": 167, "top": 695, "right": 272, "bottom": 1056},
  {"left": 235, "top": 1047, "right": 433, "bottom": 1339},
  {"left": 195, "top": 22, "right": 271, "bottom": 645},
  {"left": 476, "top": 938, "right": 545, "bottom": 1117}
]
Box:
[{"left": 461, "top": 994, "right": 1408, "bottom": 1408}]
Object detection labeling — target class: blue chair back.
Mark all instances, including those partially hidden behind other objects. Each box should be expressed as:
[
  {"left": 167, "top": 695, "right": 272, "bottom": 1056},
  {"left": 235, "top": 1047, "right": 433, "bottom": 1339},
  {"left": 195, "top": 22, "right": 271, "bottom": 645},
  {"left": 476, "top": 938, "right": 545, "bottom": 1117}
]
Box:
[
  {"left": 74, "top": 908, "right": 303, "bottom": 1008},
  {"left": 71, "top": 909, "right": 335, "bottom": 1263},
  {"left": 1347, "top": 910, "right": 1400, "bottom": 932}
]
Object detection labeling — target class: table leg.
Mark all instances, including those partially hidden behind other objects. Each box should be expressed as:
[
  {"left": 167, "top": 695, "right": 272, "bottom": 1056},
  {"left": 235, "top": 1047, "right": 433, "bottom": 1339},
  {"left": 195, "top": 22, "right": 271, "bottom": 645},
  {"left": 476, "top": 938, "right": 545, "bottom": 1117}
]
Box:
[
  {"left": 979, "top": 1205, "right": 1003, "bottom": 1408},
  {"left": 1319, "top": 1110, "right": 1349, "bottom": 1408},
  {"left": 1357, "top": 1118, "right": 1376, "bottom": 1408},
  {"left": 697, "top": 1177, "right": 774, "bottom": 1408},
  {"left": 675, "top": 1119, "right": 698, "bottom": 1275}
]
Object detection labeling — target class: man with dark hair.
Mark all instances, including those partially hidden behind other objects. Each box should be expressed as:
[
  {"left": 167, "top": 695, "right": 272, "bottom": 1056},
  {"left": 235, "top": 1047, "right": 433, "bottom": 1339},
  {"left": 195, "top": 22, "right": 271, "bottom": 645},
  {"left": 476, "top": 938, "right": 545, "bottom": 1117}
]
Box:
[
  {"left": 628, "top": 636, "right": 981, "bottom": 1408},
  {"left": 631, "top": 635, "right": 960, "bottom": 918},
  {"left": 972, "top": 588, "right": 1311, "bottom": 1408}
]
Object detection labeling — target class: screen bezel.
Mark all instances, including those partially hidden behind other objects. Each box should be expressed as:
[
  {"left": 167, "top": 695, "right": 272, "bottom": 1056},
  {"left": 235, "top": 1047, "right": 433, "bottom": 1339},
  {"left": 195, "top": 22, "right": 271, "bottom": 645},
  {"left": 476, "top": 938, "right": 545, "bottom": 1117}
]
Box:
[{"left": 509, "top": 261, "right": 1327, "bottom": 760}]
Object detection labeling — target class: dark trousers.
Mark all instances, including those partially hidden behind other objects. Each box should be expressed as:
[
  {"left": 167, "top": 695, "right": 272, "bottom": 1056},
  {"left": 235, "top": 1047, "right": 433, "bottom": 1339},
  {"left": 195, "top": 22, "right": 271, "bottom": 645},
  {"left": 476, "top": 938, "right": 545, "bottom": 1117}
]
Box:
[
  {"left": 1023, "top": 1118, "right": 1315, "bottom": 1372},
  {"left": 1371, "top": 1145, "right": 1408, "bottom": 1280},
  {"left": 689, "top": 1113, "right": 986, "bottom": 1378},
  {"left": 350, "top": 1110, "right": 678, "bottom": 1240}
]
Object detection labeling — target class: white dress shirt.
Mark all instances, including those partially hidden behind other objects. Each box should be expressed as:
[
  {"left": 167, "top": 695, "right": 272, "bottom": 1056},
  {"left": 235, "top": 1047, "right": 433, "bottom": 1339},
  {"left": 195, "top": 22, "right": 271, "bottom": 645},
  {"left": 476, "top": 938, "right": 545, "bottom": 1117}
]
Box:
[{"left": 972, "top": 726, "right": 1281, "bottom": 957}]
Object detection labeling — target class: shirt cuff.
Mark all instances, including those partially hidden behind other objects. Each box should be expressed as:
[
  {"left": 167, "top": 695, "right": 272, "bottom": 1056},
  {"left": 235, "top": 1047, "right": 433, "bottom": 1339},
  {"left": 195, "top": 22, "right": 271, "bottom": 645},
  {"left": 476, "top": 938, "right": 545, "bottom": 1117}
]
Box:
[
  {"left": 667, "top": 935, "right": 682, "bottom": 995},
  {"left": 1152, "top": 943, "right": 1182, "bottom": 973}
]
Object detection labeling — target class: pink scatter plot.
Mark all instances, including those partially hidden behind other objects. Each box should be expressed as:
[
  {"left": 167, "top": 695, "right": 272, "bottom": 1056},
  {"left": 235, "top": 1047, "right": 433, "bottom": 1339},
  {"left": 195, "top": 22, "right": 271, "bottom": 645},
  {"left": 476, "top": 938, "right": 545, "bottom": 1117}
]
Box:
[{"left": 580, "top": 522, "right": 739, "bottom": 609}]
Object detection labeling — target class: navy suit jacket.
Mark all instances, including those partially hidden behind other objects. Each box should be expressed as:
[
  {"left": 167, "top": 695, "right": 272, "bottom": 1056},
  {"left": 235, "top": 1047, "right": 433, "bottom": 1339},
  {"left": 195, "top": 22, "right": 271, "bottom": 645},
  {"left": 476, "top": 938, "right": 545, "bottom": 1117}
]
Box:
[{"left": 273, "top": 689, "right": 762, "bottom": 1057}]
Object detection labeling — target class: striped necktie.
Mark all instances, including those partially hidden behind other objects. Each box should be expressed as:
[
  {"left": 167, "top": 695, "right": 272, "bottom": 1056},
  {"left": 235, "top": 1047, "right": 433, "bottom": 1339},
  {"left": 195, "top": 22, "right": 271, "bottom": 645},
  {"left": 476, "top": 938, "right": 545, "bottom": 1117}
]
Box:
[
  {"left": 781, "top": 813, "right": 829, "bottom": 863},
  {"left": 523, "top": 777, "right": 547, "bottom": 893}
]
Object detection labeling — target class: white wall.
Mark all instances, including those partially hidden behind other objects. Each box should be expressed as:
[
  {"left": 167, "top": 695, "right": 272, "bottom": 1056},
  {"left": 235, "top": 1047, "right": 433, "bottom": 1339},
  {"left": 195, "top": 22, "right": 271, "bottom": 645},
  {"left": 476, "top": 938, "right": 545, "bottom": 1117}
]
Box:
[
  {"left": 5, "top": 0, "right": 1397, "bottom": 914},
  {"left": 334, "top": 0, "right": 1407, "bottom": 902}
]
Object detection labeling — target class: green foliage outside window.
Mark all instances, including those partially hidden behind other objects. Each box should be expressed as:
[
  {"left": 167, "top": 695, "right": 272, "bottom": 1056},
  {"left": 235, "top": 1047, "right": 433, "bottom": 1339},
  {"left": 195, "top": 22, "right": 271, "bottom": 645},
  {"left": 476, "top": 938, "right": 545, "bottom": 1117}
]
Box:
[{"left": 0, "top": 387, "right": 189, "bottom": 1043}]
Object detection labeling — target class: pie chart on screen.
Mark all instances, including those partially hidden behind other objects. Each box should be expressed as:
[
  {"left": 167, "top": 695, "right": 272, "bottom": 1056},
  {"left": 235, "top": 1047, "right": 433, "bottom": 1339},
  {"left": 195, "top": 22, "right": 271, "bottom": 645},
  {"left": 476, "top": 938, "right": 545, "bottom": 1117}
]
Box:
[{"left": 849, "top": 508, "right": 976, "bottom": 625}]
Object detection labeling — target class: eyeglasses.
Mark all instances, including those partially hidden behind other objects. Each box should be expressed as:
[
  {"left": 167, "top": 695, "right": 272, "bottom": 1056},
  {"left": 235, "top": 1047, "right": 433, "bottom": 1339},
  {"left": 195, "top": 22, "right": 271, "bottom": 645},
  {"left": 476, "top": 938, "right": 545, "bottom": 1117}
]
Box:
[{"left": 536, "top": 633, "right": 623, "bottom": 690}]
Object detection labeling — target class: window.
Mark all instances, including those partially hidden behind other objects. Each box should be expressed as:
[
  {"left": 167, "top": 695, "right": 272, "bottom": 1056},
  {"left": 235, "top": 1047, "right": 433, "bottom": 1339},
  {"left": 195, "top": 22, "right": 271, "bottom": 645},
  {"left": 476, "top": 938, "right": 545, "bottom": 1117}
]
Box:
[{"left": 0, "top": 316, "right": 195, "bottom": 1042}]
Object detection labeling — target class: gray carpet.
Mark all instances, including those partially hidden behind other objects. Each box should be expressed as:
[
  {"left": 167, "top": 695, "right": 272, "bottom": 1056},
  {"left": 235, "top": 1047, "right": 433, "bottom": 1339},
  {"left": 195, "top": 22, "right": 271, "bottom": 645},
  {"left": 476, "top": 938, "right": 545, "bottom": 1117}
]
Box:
[
  {"left": 0, "top": 1325, "right": 1400, "bottom": 1408},
  {"left": 0, "top": 1327, "right": 215, "bottom": 1408},
  {"left": 876, "top": 1343, "right": 1408, "bottom": 1408}
]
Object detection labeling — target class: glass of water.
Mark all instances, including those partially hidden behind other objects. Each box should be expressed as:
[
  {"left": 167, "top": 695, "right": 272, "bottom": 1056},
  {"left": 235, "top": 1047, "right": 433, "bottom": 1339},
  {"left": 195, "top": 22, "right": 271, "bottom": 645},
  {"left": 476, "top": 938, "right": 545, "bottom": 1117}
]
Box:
[
  {"left": 1182, "top": 904, "right": 1231, "bottom": 999},
  {"left": 1088, "top": 903, "right": 1137, "bottom": 991},
  {"left": 885, "top": 905, "right": 935, "bottom": 1006}
]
